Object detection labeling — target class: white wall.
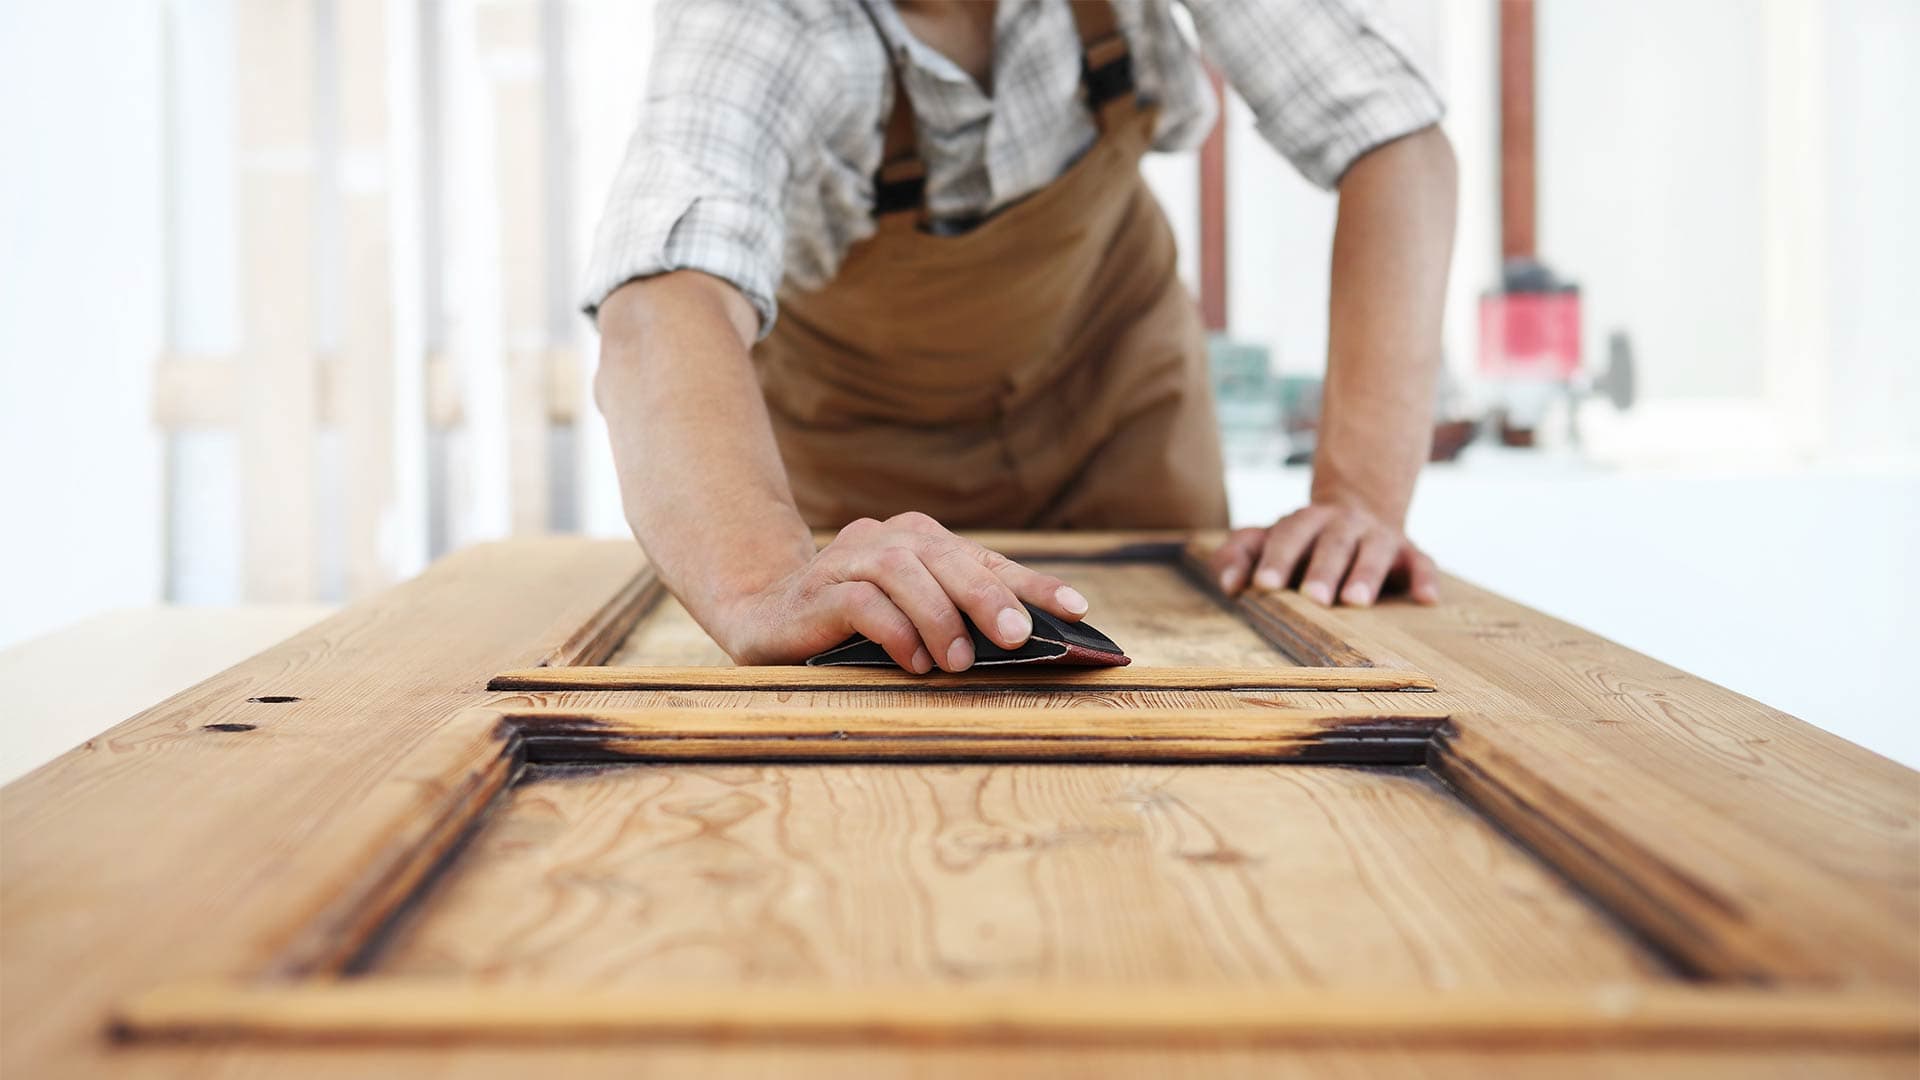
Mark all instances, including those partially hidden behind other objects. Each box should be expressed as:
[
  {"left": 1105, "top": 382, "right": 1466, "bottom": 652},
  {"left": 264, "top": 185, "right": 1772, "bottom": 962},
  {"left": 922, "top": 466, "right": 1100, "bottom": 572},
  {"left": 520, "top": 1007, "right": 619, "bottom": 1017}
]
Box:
[
  {"left": 1824, "top": 0, "right": 1920, "bottom": 461},
  {"left": 1539, "top": 0, "right": 1770, "bottom": 401},
  {"left": 1215, "top": 0, "right": 1471, "bottom": 377},
  {"left": 0, "top": 2, "right": 168, "bottom": 649}
]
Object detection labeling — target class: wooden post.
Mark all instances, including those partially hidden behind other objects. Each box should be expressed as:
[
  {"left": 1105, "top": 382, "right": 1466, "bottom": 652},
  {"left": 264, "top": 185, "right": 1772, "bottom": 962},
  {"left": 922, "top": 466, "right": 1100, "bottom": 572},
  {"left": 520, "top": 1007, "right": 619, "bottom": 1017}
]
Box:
[
  {"left": 1499, "top": 0, "right": 1536, "bottom": 261},
  {"left": 1197, "top": 67, "right": 1229, "bottom": 334},
  {"left": 234, "top": 0, "right": 319, "bottom": 602}
]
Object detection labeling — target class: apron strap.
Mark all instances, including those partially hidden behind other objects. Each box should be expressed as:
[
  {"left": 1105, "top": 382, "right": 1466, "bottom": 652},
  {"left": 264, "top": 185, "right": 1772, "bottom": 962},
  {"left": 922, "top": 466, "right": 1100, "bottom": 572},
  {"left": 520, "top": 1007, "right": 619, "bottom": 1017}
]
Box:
[
  {"left": 1067, "top": 1, "right": 1139, "bottom": 133},
  {"left": 861, "top": 1, "right": 930, "bottom": 223},
  {"left": 866, "top": 0, "right": 1138, "bottom": 223}
]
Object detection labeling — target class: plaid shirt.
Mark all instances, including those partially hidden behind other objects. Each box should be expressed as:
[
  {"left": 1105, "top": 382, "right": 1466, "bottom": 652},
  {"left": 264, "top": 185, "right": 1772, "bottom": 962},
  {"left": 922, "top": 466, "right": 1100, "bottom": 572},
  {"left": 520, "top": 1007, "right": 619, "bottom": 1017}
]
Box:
[{"left": 583, "top": 0, "right": 1444, "bottom": 336}]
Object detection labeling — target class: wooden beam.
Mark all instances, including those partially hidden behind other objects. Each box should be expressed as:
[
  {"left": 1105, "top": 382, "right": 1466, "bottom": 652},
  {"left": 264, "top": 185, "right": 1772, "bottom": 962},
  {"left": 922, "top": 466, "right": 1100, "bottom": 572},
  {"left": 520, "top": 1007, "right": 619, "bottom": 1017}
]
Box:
[
  {"left": 1197, "top": 65, "right": 1229, "bottom": 333},
  {"left": 112, "top": 981, "right": 1920, "bottom": 1047},
  {"left": 1499, "top": 0, "right": 1536, "bottom": 260},
  {"left": 152, "top": 356, "right": 242, "bottom": 428}
]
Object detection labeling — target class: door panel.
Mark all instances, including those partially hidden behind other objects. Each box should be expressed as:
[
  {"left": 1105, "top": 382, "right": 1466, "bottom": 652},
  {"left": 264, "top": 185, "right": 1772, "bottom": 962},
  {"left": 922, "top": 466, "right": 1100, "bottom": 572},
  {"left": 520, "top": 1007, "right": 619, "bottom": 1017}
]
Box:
[
  {"left": 565, "top": 539, "right": 1438, "bottom": 691},
  {"left": 59, "top": 536, "right": 1913, "bottom": 1060},
  {"left": 372, "top": 761, "right": 1669, "bottom": 989},
  {"left": 607, "top": 560, "right": 1294, "bottom": 669}
]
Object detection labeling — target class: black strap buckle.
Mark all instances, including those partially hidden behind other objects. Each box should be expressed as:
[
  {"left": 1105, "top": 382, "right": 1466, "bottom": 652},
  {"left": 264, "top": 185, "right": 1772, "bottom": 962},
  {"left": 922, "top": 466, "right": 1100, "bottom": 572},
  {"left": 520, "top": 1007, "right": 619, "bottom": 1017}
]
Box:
[
  {"left": 1082, "top": 34, "right": 1135, "bottom": 109},
  {"left": 873, "top": 158, "right": 927, "bottom": 218}
]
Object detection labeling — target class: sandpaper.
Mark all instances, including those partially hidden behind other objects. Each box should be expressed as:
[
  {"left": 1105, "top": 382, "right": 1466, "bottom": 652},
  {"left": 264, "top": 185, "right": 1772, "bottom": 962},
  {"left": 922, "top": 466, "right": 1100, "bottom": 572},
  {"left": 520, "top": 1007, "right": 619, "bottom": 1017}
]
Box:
[{"left": 806, "top": 602, "right": 1130, "bottom": 668}]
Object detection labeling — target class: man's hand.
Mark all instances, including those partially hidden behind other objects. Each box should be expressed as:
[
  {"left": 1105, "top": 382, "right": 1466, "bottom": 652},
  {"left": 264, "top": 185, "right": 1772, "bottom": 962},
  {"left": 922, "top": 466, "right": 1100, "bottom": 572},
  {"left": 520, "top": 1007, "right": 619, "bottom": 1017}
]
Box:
[
  {"left": 1220, "top": 124, "right": 1454, "bottom": 611},
  {"left": 1208, "top": 505, "right": 1439, "bottom": 607},
  {"left": 713, "top": 512, "right": 1090, "bottom": 671}
]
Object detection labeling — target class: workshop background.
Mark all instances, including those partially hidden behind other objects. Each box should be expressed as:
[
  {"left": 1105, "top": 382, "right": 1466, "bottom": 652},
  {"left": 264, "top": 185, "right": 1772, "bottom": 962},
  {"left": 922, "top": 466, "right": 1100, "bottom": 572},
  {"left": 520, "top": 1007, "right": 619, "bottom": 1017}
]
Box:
[{"left": 2, "top": 0, "right": 1916, "bottom": 775}]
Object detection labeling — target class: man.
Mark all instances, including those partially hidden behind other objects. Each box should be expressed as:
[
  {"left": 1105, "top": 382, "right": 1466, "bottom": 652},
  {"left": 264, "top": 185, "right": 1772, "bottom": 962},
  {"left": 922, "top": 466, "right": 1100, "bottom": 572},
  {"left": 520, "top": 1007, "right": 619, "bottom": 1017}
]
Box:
[{"left": 586, "top": 0, "right": 1455, "bottom": 673}]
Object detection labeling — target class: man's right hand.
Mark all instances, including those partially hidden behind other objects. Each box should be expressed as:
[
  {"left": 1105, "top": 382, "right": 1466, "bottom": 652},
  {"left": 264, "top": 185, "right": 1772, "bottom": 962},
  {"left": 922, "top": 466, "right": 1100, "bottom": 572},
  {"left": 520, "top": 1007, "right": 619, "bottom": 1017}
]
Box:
[{"left": 712, "top": 512, "right": 1090, "bottom": 672}]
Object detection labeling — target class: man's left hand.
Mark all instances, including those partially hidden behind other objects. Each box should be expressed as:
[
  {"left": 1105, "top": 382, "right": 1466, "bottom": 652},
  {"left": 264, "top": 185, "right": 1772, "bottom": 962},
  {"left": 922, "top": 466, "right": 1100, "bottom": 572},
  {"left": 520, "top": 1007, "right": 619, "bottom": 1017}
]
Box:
[{"left": 1207, "top": 504, "right": 1440, "bottom": 607}]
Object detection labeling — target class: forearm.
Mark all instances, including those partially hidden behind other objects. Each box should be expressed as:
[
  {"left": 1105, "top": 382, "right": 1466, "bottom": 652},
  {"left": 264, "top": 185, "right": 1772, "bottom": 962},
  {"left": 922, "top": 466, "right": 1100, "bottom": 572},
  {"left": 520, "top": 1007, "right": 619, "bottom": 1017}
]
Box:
[
  {"left": 1314, "top": 125, "right": 1457, "bottom": 526},
  {"left": 592, "top": 271, "right": 814, "bottom": 630}
]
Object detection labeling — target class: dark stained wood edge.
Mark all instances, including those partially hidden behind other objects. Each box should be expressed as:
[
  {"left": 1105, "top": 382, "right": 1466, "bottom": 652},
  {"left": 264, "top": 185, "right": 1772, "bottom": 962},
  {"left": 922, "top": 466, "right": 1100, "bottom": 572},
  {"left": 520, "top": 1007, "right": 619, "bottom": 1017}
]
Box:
[
  {"left": 1429, "top": 718, "right": 1920, "bottom": 987},
  {"left": 489, "top": 666, "right": 1439, "bottom": 693},
  {"left": 1179, "top": 538, "right": 1395, "bottom": 669},
  {"left": 1229, "top": 593, "right": 1377, "bottom": 668},
  {"left": 261, "top": 711, "right": 523, "bottom": 978},
  {"left": 935, "top": 531, "right": 1194, "bottom": 563},
  {"left": 804, "top": 530, "right": 1192, "bottom": 563},
  {"left": 507, "top": 706, "right": 1449, "bottom": 765},
  {"left": 538, "top": 564, "right": 662, "bottom": 667},
  {"left": 112, "top": 980, "right": 1920, "bottom": 1047}
]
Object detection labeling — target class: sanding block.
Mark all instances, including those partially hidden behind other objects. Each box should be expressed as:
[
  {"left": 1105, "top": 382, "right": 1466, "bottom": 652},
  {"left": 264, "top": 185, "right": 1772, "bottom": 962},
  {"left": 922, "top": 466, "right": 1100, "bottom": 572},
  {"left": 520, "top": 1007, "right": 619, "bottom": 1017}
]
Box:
[{"left": 806, "top": 602, "right": 1130, "bottom": 669}]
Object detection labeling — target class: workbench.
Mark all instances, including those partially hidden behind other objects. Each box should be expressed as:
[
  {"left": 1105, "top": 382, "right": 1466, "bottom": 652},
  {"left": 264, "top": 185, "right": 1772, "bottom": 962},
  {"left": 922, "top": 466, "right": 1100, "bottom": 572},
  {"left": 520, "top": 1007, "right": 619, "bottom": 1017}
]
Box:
[{"left": 3, "top": 533, "right": 1914, "bottom": 1076}]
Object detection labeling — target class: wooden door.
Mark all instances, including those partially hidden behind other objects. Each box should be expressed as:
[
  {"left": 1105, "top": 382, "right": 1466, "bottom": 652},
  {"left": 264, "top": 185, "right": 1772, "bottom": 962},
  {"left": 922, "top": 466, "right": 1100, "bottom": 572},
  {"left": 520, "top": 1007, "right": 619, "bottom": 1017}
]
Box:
[{"left": 4, "top": 534, "right": 1914, "bottom": 1077}]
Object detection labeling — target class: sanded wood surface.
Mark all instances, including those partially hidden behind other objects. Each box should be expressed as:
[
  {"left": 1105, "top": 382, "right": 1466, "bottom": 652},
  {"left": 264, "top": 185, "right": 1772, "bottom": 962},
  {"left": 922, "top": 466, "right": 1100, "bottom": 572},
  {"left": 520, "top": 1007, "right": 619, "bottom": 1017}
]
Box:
[
  {"left": 1313, "top": 579, "right": 1920, "bottom": 987},
  {"left": 370, "top": 762, "right": 1668, "bottom": 988},
  {"left": 3, "top": 534, "right": 1916, "bottom": 1078},
  {"left": 0, "top": 540, "right": 646, "bottom": 1076},
  {"left": 493, "top": 666, "right": 1438, "bottom": 692},
  {"left": 118, "top": 981, "right": 1917, "bottom": 1047},
  {"left": 603, "top": 583, "right": 729, "bottom": 667},
  {"left": 605, "top": 558, "right": 1374, "bottom": 670}
]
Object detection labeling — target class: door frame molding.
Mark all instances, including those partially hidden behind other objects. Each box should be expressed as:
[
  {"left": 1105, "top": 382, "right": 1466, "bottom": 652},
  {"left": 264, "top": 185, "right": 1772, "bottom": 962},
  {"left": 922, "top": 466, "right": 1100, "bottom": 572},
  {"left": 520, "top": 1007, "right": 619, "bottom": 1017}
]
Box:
[
  {"left": 108, "top": 702, "right": 1919, "bottom": 1046},
  {"left": 499, "top": 533, "right": 1439, "bottom": 693}
]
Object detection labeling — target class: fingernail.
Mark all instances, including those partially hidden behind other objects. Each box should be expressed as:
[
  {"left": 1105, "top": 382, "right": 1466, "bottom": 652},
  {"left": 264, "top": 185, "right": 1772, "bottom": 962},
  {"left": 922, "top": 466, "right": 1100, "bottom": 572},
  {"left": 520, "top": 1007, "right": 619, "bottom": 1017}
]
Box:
[
  {"left": 909, "top": 646, "right": 932, "bottom": 674},
  {"left": 996, "top": 606, "right": 1031, "bottom": 646},
  {"left": 1219, "top": 567, "right": 1240, "bottom": 593},
  {"left": 1303, "top": 582, "right": 1333, "bottom": 606},
  {"left": 1056, "top": 586, "right": 1089, "bottom": 615},
  {"left": 1343, "top": 583, "right": 1373, "bottom": 607},
  {"left": 947, "top": 637, "right": 974, "bottom": 672},
  {"left": 1253, "top": 568, "right": 1282, "bottom": 591}
]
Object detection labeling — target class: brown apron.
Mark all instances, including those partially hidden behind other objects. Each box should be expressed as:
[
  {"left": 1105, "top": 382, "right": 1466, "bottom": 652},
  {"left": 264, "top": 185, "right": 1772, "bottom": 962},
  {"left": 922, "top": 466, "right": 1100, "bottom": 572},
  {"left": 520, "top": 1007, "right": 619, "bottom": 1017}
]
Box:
[{"left": 753, "top": 0, "right": 1228, "bottom": 531}]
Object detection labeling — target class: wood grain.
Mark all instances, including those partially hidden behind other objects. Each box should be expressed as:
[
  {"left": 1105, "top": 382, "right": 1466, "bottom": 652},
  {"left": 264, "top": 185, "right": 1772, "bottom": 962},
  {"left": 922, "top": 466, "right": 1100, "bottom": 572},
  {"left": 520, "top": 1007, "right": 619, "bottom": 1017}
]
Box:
[
  {"left": 1180, "top": 537, "right": 1395, "bottom": 668},
  {"left": 1431, "top": 718, "right": 1920, "bottom": 986},
  {"left": 543, "top": 566, "right": 663, "bottom": 667},
  {"left": 1179, "top": 537, "right": 1920, "bottom": 989},
  {"left": 602, "top": 583, "right": 729, "bottom": 668},
  {"left": 0, "top": 539, "right": 646, "bottom": 1075},
  {"left": 1030, "top": 560, "right": 1294, "bottom": 668},
  {"left": 605, "top": 559, "right": 1361, "bottom": 670},
  {"left": 6, "top": 533, "right": 1917, "bottom": 1077},
  {"left": 508, "top": 706, "right": 1446, "bottom": 764},
  {"left": 492, "top": 666, "right": 1439, "bottom": 693},
  {"left": 367, "top": 762, "right": 1668, "bottom": 989},
  {"left": 115, "top": 981, "right": 1918, "bottom": 1047}
]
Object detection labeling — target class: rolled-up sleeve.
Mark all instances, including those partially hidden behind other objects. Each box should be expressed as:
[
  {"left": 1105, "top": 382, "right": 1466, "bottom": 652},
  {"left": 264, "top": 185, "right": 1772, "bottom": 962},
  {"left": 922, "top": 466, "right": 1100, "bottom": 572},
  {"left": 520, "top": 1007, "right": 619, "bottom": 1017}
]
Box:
[
  {"left": 581, "top": 0, "right": 832, "bottom": 336},
  {"left": 1186, "top": 0, "right": 1445, "bottom": 190}
]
